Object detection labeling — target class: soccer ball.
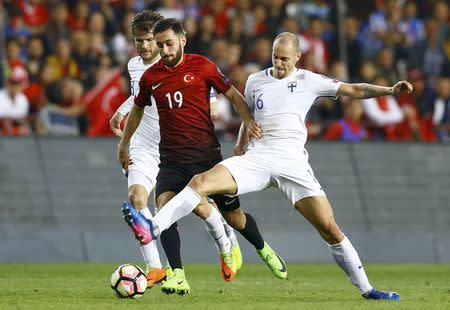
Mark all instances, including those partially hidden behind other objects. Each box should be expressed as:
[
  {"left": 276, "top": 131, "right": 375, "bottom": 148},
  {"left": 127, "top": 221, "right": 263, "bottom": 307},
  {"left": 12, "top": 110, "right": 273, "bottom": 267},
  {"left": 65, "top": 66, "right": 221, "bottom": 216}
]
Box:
[{"left": 111, "top": 264, "right": 147, "bottom": 298}]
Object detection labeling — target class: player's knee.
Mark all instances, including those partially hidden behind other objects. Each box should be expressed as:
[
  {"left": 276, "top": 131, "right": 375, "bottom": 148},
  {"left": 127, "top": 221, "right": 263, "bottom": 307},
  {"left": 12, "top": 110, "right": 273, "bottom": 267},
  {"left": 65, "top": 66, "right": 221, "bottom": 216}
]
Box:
[
  {"left": 319, "top": 222, "right": 343, "bottom": 244},
  {"left": 129, "top": 192, "right": 146, "bottom": 210},
  {"left": 188, "top": 174, "right": 208, "bottom": 195}
]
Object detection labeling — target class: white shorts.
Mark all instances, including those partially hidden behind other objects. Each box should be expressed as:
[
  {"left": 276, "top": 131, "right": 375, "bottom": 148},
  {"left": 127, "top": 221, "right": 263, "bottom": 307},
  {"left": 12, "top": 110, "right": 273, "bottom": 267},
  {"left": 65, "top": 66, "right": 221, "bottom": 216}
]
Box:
[
  {"left": 219, "top": 148, "right": 325, "bottom": 206},
  {"left": 127, "top": 144, "right": 160, "bottom": 195}
]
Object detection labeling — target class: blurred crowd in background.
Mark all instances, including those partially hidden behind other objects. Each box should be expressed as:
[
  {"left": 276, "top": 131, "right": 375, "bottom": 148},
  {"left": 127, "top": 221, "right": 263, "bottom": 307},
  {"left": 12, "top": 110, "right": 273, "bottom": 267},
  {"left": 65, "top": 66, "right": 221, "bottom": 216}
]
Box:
[{"left": 1, "top": 0, "right": 449, "bottom": 143}]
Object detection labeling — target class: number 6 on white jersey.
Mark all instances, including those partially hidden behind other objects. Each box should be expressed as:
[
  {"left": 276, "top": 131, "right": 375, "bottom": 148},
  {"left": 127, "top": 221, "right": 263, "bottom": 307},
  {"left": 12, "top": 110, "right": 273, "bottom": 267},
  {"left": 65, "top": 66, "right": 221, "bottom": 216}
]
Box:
[{"left": 254, "top": 93, "right": 263, "bottom": 109}]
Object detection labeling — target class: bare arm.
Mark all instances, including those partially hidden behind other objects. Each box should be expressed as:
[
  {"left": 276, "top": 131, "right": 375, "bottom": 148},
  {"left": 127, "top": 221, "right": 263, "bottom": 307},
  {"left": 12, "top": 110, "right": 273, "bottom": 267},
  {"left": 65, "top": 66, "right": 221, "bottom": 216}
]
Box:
[
  {"left": 117, "top": 103, "right": 144, "bottom": 169},
  {"left": 109, "top": 95, "right": 136, "bottom": 137},
  {"left": 223, "top": 86, "right": 262, "bottom": 141},
  {"left": 109, "top": 111, "right": 125, "bottom": 137},
  {"left": 337, "top": 80, "right": 413, "bottom": 99},
  {"left": 234, "top": 122, "right": 247, "bottom": 155},
  {"left": 223, "top": 86, "right": 253, "bottom": 123},
  {"left": 209, "top": 100, "right": 220, "bottom": 120}
]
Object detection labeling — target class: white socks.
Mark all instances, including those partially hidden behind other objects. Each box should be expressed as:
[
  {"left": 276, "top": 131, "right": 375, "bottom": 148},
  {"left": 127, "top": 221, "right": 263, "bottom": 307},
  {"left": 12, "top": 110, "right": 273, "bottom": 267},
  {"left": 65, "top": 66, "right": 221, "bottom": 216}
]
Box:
[
  {"left": 153, "top": 186, "right": 201, "bottom": 233},
  {"left": 221, "top": 214, "right": 238, "bottom": 247},
  {"left": 328, "top": 236, "right": 373, "bottom": 294},
  {"left": 141, "top": 187, "right": 234, "bottom": 256},
  {"left": 138, "top": 208, "right": 162, "bottom": 269},
  {"left": 204, "top": 207, "right": 231, "bottom": 254}
]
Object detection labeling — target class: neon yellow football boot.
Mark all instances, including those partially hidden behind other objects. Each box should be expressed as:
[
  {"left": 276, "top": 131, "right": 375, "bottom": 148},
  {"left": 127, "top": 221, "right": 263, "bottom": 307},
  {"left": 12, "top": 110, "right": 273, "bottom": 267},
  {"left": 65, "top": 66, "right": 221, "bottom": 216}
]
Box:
[
  {"left": 161, "top": 268, "right": 191, "bottom": 295},
  {"left": 232, "top": 241, "right": 243, "bottom": 270},
  {"left": 257, "top": 242, "right": 288, "bottom": 279}
]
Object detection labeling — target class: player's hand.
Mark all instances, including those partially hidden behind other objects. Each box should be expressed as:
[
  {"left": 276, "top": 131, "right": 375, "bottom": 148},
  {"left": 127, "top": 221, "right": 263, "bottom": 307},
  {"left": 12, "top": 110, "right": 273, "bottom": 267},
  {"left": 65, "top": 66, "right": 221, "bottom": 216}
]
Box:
[
  {"left": 392, "top": 80, "right": 413, "bottom": 96},
  {"left": 117, "top": 143, "right": 129, "bottom": 170},
  {"left": 245, "top": 120, "right": 262, "bottom": 141},
  {"left": 110, "top": 112, "right": 124, "bottom": 137},
  {"left": 121, "top": 157, "right": 134, "bottom": 177}
]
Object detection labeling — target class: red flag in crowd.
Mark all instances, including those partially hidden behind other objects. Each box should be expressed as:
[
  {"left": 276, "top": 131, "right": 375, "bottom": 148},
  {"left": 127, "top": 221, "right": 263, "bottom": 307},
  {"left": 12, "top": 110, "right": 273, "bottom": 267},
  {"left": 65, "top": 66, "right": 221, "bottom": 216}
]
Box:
[{"left": 83, "top": 69, "right": 127, "bottom": 137}]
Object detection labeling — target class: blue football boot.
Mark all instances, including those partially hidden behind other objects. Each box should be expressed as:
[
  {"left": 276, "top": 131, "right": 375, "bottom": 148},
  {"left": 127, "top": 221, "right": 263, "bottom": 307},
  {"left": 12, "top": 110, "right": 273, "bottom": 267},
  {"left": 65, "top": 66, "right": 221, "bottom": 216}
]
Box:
[
  {"left": 363, "top": 288, "right": 400, "bottom": 301},
  {"left": 121, "top": 201, "right": 157, "bottom": 245}
]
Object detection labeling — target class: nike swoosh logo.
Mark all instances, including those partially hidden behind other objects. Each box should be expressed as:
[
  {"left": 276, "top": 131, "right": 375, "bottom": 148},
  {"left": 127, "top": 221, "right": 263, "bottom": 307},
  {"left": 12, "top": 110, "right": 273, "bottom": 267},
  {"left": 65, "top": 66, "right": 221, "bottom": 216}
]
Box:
[
  {"left": 358, "top": 265, "right": 363, "bottom": 269},
  {"left": 152, "top": 83, "right": 162, "bottom": 90},
  {"left": 214, "top": 234, "right": 224, "bottom": 241},
  {"left": 225, "top": 198, "right": 237, "bottom": 206},
  {"left": 177, "top": 281, "right": 183, "bottom": 285},
  {"left": 276, "top": 253, "right": 287, "bottom": 273}
]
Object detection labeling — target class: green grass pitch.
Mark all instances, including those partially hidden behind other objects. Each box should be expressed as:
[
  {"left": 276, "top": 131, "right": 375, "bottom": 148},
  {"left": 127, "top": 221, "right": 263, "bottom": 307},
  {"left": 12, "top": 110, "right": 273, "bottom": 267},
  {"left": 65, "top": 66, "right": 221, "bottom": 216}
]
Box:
[{"left": 0, "top": 263, "right": 449, "bottom": 309}]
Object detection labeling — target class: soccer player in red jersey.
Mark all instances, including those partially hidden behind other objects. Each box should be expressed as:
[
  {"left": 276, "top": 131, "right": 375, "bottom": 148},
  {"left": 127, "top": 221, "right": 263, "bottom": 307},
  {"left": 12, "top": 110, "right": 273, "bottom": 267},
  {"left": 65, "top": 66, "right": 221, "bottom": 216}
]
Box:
[{"left": 118, "top": 18, "right": 285, "bottom": 294}]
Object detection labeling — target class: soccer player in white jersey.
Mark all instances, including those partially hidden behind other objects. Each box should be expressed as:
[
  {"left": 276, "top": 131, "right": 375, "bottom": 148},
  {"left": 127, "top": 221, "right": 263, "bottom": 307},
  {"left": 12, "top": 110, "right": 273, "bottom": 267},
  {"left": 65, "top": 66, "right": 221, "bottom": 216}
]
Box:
[
  {"left": 129, "top": 32, "right": 414, "bottom": 300},
  {"left": 109, "top": 10, "right": 241, "bottom": 294}
]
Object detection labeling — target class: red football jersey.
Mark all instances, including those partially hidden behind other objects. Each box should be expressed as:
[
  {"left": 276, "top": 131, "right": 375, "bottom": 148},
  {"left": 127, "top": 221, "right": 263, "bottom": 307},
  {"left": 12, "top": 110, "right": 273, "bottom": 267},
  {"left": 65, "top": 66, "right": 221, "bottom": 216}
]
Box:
[{"left": 135, "top": 54, "right": 231, "bottom": 163}]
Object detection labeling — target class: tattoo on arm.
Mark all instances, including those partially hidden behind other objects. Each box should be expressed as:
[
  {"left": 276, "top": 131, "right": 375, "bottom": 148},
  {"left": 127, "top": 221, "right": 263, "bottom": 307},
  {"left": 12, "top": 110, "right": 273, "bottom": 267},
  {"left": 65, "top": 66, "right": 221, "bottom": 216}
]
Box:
[{"left": 353, "top": 83, "right": 392, "bottom": 99}]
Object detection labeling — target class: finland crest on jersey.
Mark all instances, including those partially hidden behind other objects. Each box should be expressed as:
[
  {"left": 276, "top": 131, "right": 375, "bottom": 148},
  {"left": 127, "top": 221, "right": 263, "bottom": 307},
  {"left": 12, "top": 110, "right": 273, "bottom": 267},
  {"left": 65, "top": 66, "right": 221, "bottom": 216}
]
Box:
[
  {"left": 245, "top": 68, "right": 342, "bottom": 148},
  {"left": 287, "top": 81, "right": 297, "bottom": 92}
]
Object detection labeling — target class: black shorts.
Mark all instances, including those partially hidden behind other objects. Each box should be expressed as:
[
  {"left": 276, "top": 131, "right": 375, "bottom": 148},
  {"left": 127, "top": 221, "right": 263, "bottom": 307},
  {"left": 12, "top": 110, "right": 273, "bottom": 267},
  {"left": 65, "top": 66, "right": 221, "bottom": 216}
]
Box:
[{"left": 155, "top": 159, "right": 240, "bottom": 211}]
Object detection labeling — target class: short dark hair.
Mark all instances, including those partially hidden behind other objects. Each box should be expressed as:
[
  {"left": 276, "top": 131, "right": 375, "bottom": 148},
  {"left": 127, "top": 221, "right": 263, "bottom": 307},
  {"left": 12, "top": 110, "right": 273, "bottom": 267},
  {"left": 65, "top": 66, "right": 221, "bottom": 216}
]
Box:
[
  {"left": 130, "top": 10, "right": 163, "bottom": 35},
  {"left": 153, "top": 18, "right": 186, "bottom": 36}
]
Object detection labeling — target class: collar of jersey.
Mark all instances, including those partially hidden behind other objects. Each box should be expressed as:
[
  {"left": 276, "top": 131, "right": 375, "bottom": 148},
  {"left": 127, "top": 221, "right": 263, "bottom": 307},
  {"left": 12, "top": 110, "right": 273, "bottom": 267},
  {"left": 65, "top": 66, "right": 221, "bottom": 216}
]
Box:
[
  {"left": 161, "top": 54, "right": 187, "bottom": 72},
  {"left": 265, "top": 67, "right": 301, "bottom": 81}
]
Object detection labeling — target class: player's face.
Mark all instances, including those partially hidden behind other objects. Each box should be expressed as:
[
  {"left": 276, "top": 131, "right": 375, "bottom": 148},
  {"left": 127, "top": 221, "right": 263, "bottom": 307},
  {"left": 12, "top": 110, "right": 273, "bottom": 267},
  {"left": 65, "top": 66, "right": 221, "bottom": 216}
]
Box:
[
  {"left": 155, "top": 29, "right": 186, "bottom": 68},
  {"left": 272, "top": 42, "right": 301, "bottom": 79},
  {"left": 134, "top": 31, "right": 159, "bottom": 63}
]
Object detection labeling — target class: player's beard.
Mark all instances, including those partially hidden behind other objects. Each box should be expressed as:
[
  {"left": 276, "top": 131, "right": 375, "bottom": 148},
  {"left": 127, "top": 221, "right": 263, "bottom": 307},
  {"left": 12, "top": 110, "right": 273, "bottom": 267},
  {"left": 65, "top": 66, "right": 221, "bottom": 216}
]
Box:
[
  {"left": 162, "top": 43, "right": 183, "bottom": 67},
  {"left": 274, "top": 67, "right": 289, "bottom": 79},
  {"left": 141, "top": 48, "right": 159, "bottom": 63}
]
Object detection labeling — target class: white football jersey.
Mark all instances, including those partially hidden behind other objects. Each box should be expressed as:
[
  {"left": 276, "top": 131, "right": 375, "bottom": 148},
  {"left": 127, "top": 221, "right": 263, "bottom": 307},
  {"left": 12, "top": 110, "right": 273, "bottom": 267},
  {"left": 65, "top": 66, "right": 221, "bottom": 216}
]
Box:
[
  {"left": 117, "top": 56, "right": 160, "bottom": 154},
  {"left": 244, "top": 68, "right": 342, "bottom": 150}
]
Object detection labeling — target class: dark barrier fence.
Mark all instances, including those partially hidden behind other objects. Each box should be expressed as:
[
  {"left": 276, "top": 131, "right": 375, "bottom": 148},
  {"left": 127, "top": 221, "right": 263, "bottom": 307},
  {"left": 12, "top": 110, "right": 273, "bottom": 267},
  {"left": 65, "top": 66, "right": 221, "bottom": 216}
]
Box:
[{"left": 0, "top": 137, "right": 449, "bottom": 262}]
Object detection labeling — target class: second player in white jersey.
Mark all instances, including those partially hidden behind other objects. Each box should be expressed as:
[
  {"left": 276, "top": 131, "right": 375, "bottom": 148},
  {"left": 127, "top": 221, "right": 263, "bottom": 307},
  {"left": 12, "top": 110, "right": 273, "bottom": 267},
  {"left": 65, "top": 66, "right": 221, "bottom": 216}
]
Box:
[
  {"left": 109, "top": 10, "right": 167, "bottom": 288},
  {"left": 119, "top": 56, "right": 160, "bottom": 154},
  {"left": 116, "top": 56, "right": 161, "bottom": 193}
]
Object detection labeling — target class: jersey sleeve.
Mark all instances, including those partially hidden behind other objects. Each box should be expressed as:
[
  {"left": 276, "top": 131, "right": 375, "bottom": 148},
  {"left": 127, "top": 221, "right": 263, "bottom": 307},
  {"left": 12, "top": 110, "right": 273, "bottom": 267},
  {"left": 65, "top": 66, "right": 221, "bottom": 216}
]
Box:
[
  {"left": 134, "top": 73, "right": 153, "bottom": 108},
  {"left": 116, "top": 95, "right": 134, "bottom": 116},
  {"left": 308, "top": 72, "right": 343, "bottom": 98},
  {"left": 202, "top": 58, "right": 232, "bottom": 94},
  {"left": 118, "top": 63, "right": 141, "bottom": 115}
]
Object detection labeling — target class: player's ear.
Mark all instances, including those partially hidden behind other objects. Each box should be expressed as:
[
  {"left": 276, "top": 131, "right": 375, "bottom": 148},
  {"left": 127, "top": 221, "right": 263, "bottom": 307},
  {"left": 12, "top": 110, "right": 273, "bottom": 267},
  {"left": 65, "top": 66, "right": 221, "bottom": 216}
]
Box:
[
  {"left": 296, "top": 52, "right": 302, "bottom": 62},
  {"left": 180, "top": 34, "right": 186, "bottom": 48}
]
